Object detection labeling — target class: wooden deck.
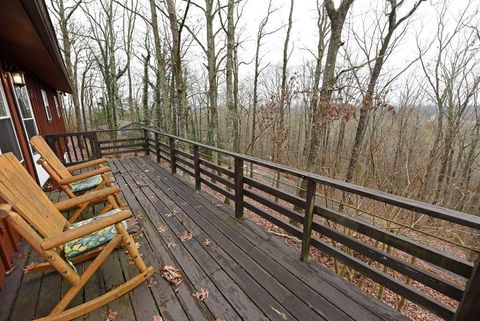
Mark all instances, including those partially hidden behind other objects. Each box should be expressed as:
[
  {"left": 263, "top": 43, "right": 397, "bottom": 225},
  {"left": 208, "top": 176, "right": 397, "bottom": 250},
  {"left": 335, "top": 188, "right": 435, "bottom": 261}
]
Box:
[{"left": 1, "top": 156, "right": 409, "bottom": 321}]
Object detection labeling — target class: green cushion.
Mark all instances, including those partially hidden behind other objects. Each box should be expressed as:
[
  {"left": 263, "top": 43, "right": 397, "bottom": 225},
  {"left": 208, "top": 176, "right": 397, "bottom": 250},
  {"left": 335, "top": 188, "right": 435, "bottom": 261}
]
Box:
[
  {"left": 71, "top": 174, "right": 103, "bottom": 193},
  {"left": 64, "top": 209, "right": 127, "bottom": 260}
]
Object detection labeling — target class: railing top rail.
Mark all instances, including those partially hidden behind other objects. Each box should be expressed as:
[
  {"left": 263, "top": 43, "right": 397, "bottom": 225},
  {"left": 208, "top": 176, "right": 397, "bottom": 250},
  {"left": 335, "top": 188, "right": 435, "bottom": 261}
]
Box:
[
  {"left": 46, "top": 128, "right": 480, "bottom": 229},
  {"left": 143, "top": 127, "right": 480, "bottom": 230}
]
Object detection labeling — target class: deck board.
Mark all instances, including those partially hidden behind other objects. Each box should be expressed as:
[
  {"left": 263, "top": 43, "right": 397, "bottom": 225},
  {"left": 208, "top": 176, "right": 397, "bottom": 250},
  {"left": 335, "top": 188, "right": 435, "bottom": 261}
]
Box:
[{"left": 1, "top": 156, "right": 409, "bottom": 321}]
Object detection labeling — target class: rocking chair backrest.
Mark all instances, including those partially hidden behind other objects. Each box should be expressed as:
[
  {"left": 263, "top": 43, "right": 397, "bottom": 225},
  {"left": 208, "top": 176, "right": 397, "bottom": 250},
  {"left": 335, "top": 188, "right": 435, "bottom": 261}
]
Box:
[
  {"left": 30, "top": 135, "right": 72, "bottom": 180},
  {"left": 0, "top": 153, "right": 67, "bottom": 238}
]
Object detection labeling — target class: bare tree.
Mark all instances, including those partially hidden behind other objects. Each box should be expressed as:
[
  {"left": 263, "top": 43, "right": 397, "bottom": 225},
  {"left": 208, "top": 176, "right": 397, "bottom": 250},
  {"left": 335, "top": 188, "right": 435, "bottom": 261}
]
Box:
[
  {"left": 345, "top": 0, "right": 425, "bottom": 183},
  {"left": 165, "top": 0, "right": 191, "bottom": 137},
  {"left": 49, "top": 0, "right": 83, "bottom": 131}
]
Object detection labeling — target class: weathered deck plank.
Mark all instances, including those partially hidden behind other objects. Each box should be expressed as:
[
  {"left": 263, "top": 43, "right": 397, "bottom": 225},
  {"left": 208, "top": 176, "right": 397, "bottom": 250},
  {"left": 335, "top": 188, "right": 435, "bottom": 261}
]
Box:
[{"left": 0, "top": 156, "right": 409, "bottom": 321}]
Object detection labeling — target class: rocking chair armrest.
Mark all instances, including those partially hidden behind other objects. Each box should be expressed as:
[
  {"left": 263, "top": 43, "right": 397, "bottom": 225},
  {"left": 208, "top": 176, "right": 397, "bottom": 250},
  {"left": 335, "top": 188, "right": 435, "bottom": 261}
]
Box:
[
  {"left": 55, "top": 186, "right": 121, "bottom": 211},
  {"left": 60, "top": 166, "right": 112, "bottom": 185},
  {"left": 41, "top": 209, "right": 132, "bottom": 250},
  {"left": 66, "top": 158, "right": 108, "bottom": 172}
]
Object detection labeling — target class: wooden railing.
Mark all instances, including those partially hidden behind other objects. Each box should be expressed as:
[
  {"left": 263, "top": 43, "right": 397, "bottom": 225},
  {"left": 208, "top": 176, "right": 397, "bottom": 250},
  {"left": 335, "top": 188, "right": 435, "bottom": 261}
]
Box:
[{"left": 45, "top": 127, "right": 480, "bottom": 320}]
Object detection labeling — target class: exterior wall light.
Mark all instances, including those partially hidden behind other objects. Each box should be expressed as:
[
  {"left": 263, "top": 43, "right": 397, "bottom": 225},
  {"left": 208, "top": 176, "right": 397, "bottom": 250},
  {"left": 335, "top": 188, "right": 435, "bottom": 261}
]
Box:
[{"left": 11, "top": 71, "right": 26, "bottom": 86}]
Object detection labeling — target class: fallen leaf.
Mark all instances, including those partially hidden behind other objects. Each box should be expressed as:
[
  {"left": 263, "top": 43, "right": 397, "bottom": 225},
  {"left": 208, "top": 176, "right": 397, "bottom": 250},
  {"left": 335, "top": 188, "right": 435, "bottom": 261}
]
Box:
[
  {"left": 103, "top": 309, "right": 119, "bottom": 321},
  {"left": 158, "top": 226, "right": 168, "bottom": 233},
  {"left": 167, "top": 242, "right": 177, "bottom": 248},
  {"left": 215, "top": 319, "right": 226, "bottom": 321},
  {"left": 146, "top": 278, "right": 158, "bottom": 287},
  {"left": 23, "top": 262, "right": 39, "bottom": 274},
  {"left": 271, "top": 306, "right": 288, "bottom": 321},
  {"left": 192, "top": 288, "right": 209, "bottom": 301},
  {"left": 153, "top": 316, "right": 163, "bottom": 321},
  {"left": 5, "top": 266, "right": 15, "bottom": 276},
  {"left": 180, "top": 202, "right": 187, "bottom": 206},
  {"left": 160, "top": 265, "right": 183, "bottom": 289},
  {"left": 203, "top": 239, "right": 212, "bottom": 246},
  {"left": 180, "top": 231, "right": 193, "bottom": 242},
  {"left": 165, "top": 210, "right": 178, "bottom": 217}
]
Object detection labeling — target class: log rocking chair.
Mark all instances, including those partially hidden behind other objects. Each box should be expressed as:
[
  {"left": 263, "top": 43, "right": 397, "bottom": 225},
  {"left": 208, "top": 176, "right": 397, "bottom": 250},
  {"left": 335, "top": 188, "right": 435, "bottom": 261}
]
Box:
[
  {"left": 30, "top": 135, "right": 124, "bottom": 223},
  {"left": 0, "top": 153, "right": 154, "bottom": 321}
]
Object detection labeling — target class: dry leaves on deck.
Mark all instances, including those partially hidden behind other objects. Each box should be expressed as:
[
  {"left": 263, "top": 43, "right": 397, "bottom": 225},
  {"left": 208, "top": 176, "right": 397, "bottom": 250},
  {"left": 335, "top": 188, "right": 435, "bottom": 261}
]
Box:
[
  {"left": 23, "top": 262, "right": 39, "bottom": 274},
  {"left": 165, "top": 210, "right": 178, "bottom": 218},
  {"left": 104, "top": 309, "right": 119, "bottom": 321},
  {"left": 153, "top": 316, "right": 163, "bottom": 321},
  {"left": 192, "top": 288, "right": 209, "bottom": 301},
  {"left": 180, "top": 231, "right": 193, "bottom": 241},
  {"left": 203, "top": 238, "right": 212, "bottom": 246},
  {"left": 160, "top": 265, "right": 184, "bottom": 289},
  {"left": 167, "top": 242, "right": 177, "bottom": 248},
  {"left": 158, "top": 226, "right": 168, "bottom": 233}
]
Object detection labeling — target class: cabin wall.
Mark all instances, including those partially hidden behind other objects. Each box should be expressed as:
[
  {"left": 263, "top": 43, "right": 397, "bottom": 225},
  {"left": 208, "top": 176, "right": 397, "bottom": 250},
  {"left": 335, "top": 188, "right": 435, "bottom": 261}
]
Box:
[{"left": 0, "top": 57, "right": 67, "bottom": 289}]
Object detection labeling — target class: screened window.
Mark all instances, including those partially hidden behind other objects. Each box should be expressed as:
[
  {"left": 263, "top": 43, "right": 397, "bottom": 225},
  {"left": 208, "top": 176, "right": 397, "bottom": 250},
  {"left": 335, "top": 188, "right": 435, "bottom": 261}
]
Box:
[
  {"left": 0, "top": 84, "right": 23, "bottom": 161},
  {"left": 41, "top": 89, "right": 52, "bottom": 122},
  {"left": 54, "top": 95, "right": 62, "bottom": 118}
]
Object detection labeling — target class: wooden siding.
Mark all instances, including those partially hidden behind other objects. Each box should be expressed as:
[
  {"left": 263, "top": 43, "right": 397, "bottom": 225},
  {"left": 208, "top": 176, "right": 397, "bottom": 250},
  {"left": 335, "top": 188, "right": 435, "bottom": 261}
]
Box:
[
  {"left": 26, "top": 73, "right": 66, "bottom": 136},
  {"left": 0, "top": 60, "right": 67, "bottom": 290}
]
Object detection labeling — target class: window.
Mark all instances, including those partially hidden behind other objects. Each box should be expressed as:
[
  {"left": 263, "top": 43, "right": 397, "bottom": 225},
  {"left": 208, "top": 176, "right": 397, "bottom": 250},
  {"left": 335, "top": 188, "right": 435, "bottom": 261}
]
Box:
[
  {"left": 54, "top": 95, "right": 62, "bottom": 118},
  {"left": 41, "top": 89, "right": 52, "bottom": 122},
  {"left": 14, "top": 85, "right": 39, "bottom": 154},
  {"left": 0, "top": 83, "right": 23, "bottom": 161}
]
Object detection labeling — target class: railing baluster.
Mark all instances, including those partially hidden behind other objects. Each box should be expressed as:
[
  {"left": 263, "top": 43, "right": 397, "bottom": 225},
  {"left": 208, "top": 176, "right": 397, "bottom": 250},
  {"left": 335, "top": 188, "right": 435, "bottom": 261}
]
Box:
[
  {"left": 155, "top": 132, "right": 160, "bottom": 163},
  {"left": 84, "top": 135, "right": 91, "bottom": 159},
  {"left": 301, "top": 177, "right": 316, "bottom": 261},
  {"left": 194, "top": 145, "right": 201, "bottom": 191},
  {"left": 143, "top": 129, "right": 150, "bottom": 156},
  {"left": 64, "top": 136, "right": 73, "bottom": 164},
  {"left": 78, "top": 135, "right": 86, "bottom": 161},
  {"left": 169, "top": 137, "right": 177, "bottom": 174},
  {"left": 93, "top": 133, "right": 102, "bottom": 159},
  {"left": 234, "top": 157, "right": 244, "bottom": 219}
]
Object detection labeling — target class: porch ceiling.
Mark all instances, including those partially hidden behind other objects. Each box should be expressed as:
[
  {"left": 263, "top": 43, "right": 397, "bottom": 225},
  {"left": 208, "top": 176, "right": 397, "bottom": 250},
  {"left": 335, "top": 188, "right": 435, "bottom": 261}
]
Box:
[{"left": 0, "top": 0, "right": 72, "bottom": 93}]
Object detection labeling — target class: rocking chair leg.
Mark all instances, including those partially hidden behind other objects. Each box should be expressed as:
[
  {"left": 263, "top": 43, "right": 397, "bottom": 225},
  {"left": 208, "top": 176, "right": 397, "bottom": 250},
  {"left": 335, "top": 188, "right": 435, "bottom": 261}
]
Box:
[
  {"left": 34, "top": 267, "right": 154, "bottom": 321},
  {"left": 115, "top": 223, "right": 147, "bottom": 273},
  {"left": 50, "top": 236, "right": 122, "bottom": 316}
]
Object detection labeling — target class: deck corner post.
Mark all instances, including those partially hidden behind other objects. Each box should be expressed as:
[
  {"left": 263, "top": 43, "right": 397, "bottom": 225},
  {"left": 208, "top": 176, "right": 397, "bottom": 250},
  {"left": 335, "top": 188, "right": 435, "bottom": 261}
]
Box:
[
  {"left": 154, "top": 132, "right": 160, "bottom": 163},
  {"left": 453, "top": 255, "right": 480, "bottom": 321},
  {"left": 194, "top": 145, "right": 201, "bottom": 190},
  {"left": 169, "top": 137, "right": 177, "bottom": 174},
  {"left": 234, "top": 157, "right": 244, "bottom": 219},
  {"left": 143, "top": 129, "right": 150, "bottom": 156},
  {"left": 301, "top": 177, "right": 316, "bottom": 262}
]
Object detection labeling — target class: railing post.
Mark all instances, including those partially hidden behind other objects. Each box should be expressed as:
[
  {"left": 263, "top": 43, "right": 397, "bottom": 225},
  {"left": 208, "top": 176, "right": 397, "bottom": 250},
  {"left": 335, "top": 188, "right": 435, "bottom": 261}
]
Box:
[
  {"left": 169, "top": 137, "right": 177, "bottom": 174},
  {"left": 234, "top": 157, "right": 244, "bottom": 219},
  {"left": 454, "top": 256, "right": 480, "bottom": 321},
  {"left": 93, "top": 132, "right": 102, "bottom": 159},
  {"left": 143, "top": 129, "right": 150, "bottom": 156},
  {"left": 301, "top": 177, "right": 316, "bottom": 261},
  {"left": 155, "top": 132, "right": 160, "bottom": 163},
  {"left": 194, "top": 145, "right": 201, "bottom": 190}
]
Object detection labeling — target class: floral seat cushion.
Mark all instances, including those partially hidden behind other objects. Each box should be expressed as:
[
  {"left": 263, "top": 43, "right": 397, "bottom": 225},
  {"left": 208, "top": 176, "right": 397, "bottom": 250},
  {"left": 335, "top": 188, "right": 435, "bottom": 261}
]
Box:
[
  {"left": 64, "top": 209, "right": 127, "bottom": 260},
  {"left": 71, "top": 174, "right": 103, "bottom": 193}
]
